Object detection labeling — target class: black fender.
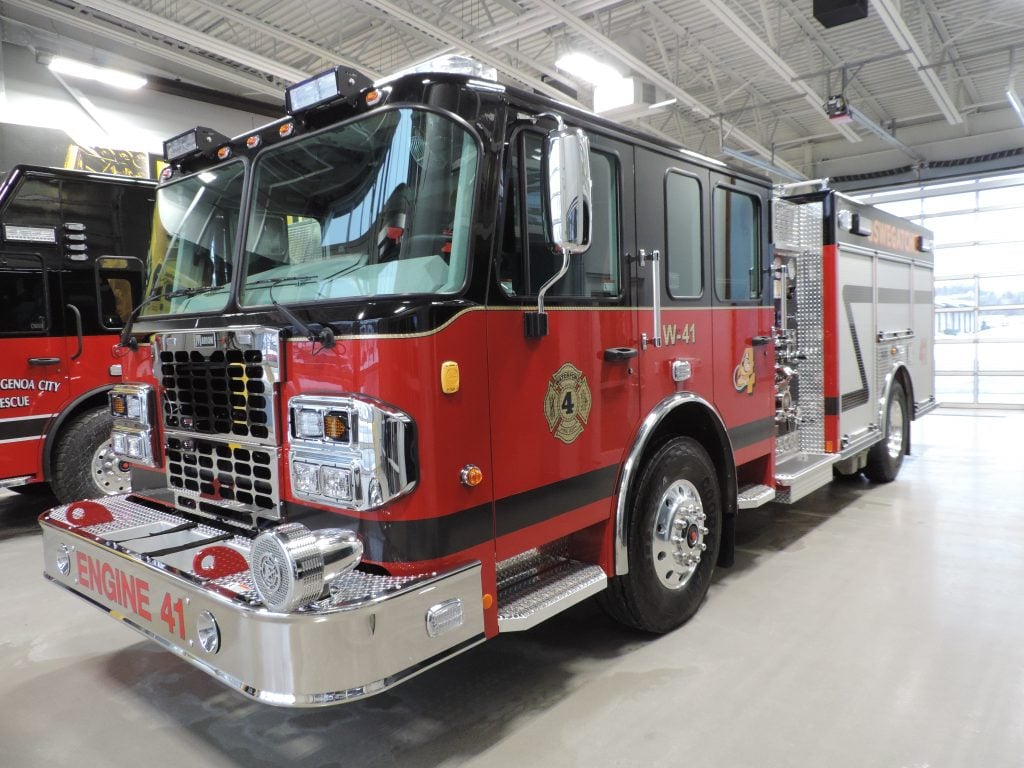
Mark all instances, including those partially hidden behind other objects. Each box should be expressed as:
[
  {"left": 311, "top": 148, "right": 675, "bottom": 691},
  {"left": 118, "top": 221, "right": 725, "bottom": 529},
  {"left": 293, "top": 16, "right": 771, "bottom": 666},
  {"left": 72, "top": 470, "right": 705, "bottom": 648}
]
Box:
[{"left": 40, "top": 385, "right": 114, "bottom": 482}]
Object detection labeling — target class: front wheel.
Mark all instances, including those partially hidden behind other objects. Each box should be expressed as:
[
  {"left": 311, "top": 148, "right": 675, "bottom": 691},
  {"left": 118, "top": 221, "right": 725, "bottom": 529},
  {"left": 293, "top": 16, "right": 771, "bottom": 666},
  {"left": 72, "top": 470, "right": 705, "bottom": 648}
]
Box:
[
  {"left": 51, "top": 408, "right": 132, "bottom": 503},
  {"left": 600, "top": 437, "right": 722, "bottom": 634},
  {"left": 864, "top": 381, "right": 909, "bottom": 483}
]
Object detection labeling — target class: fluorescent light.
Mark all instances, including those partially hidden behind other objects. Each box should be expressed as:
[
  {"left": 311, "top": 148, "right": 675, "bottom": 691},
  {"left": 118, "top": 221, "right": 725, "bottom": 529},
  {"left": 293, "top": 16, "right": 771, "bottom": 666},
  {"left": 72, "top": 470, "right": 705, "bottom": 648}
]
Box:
[
  {"left": 1007, "top": 87, "right": 1024, "bottom": 127},
  {"left": 594, "top": 76, "right": 635, "bottom": 113},
  {"left": 48, "top": 56, "right": 147, "bottom": 90},
  {"left": 555, "top": 52, "right": 621, "bottom": 86},
  {"left": 649, "top": 98, "right": 677, "bottom": 110}
]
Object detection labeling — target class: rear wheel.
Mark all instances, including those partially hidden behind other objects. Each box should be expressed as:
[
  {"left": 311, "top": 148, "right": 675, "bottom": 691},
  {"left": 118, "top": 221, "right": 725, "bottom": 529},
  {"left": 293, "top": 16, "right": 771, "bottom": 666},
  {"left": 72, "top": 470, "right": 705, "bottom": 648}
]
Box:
[
  {"left": 51, "top": 408, "right": 132, "bottom": 503},
  {"left": 600, "top": 437, "right": 721, "bottom": 633},
  {"left": 864, "top": 381, "right": 909, "bottom": 483}
]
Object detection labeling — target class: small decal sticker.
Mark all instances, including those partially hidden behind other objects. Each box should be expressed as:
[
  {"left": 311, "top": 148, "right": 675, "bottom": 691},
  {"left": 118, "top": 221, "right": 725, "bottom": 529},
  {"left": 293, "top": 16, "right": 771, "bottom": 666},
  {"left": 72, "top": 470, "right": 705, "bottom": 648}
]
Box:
[
  {"left": 544, "top": 362, "right": 592, "bottom": 444},
  {"left": 733, "top": 347, "right": 756, "bottom": 395}
]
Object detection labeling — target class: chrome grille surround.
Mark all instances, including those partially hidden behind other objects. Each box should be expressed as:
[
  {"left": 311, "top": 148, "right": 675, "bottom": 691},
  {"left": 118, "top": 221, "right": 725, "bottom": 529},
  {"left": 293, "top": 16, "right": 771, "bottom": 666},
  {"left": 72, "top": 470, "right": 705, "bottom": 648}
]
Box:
[
  {"left": 154, "top": 327, "right": 281, "bottom": 445},
  {"left": 154, "top": 328, "right": 283, "bottom": 526}
]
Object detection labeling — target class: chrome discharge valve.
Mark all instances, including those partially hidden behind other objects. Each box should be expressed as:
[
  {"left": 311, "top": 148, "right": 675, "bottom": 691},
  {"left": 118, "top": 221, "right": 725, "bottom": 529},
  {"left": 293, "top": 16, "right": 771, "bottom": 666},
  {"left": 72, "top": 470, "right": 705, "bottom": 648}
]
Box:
[{"left": 250, "top": 523, "right": 363, "bottom": 612}]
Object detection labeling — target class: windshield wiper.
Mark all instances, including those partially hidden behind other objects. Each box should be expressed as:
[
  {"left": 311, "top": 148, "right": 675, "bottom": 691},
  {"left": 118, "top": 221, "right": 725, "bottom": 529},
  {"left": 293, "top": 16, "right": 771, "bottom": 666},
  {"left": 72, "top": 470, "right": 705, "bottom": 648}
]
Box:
[
  {"left": 257, "top": 275, "right": 336, "bottom": 349},
  {"left": 119, "top": 285, "right": 226, "bottom": 349}
]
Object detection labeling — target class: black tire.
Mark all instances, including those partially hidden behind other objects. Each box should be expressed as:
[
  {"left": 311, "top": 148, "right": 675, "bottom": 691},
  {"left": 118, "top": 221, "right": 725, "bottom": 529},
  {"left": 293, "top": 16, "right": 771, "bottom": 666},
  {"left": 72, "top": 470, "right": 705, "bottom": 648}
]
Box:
[
  {"left": 599, "top": 437, "right": 722, "bottom": 634},
  {"left": 50, "top": 408, "right": 132, "bottom": 503},
  {"left": 864, "top": 381, "right": 909, "bottom": 483}
]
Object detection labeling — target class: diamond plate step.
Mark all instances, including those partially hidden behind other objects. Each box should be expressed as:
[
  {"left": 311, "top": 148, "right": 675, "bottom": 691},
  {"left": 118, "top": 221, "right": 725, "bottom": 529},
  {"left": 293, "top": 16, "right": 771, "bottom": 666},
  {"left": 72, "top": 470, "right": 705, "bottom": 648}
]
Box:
[
  {"left": 737, "top": 483, "right": 776, "bottom": 509},
  {"left": 497, "top": 551, "right": 607, "bottom": 632}
]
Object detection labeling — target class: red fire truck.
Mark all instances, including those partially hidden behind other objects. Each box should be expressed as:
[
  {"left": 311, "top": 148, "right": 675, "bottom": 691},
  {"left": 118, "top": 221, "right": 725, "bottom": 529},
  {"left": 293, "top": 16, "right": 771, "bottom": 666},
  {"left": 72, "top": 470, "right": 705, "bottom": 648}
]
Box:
[
  {"left": 39, "top": 60, "right": 935, "bottom": 706},
  {"left": 1, "top": 166, "right": 154, "bottom": 502}
]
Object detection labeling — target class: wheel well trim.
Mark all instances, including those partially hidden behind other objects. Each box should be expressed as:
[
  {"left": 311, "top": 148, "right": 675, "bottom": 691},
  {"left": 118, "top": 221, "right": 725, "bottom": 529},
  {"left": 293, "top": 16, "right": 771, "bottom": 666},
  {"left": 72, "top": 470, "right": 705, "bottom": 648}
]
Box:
[
  {"left": 613, "top": 392, "right": 735, "bottom": 576},
  {"left": 41, "top": 386, "right": 114, "bottom": 482},
  {"left": 878, "top": 362, "right": 913, "bottom": 436}
]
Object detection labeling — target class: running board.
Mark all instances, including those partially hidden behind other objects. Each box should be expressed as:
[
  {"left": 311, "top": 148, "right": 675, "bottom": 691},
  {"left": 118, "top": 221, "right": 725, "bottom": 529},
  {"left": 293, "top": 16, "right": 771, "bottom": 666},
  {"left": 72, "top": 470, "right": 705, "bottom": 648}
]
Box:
[
  {"left": 737, "top": 483, "right": 775, "bottom": 509},
  {"left": 496, "top": 550, "right": 607, "bottom": 632},
  {"left": 774, "top": 452, "right": 838, "bottom": 504}
]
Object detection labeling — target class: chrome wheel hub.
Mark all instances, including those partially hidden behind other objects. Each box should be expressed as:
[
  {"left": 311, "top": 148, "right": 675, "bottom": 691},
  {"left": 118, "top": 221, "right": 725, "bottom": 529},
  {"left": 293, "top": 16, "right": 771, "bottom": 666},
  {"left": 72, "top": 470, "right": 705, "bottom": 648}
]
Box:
[
  {"left": 886, "top": 398, "right": 904, "bottom": 459},
  {"left": 91, "top": 439, "right": 132, "bottom": 495},
  {"left": 652, "top": 479, "right": 708, "bottom": 590}
]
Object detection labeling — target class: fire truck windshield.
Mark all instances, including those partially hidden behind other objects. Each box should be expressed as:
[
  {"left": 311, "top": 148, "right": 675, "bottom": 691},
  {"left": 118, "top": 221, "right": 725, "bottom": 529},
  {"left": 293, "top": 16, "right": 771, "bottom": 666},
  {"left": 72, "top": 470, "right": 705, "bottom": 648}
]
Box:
[
  {"left": 240, "top": 107, "right": 479, "bottom": 307},
  {"left": 141, "top": 161, "right": 244, "bottom": 317}
]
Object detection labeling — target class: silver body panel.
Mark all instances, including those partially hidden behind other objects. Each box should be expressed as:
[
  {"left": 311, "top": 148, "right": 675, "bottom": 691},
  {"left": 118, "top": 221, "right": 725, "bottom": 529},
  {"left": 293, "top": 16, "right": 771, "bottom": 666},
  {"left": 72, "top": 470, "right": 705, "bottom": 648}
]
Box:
[{"left": 39, "top": 495, "right": 485, "bottom": 707}]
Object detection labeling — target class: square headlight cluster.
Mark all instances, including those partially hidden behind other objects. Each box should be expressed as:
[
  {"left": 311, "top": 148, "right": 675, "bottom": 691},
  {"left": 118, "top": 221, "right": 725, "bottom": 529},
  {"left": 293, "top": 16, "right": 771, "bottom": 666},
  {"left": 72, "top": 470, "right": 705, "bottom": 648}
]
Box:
[
  {"left": 288, "top": 394, "right": 416, "bottom": 512},
  {"left": 109, "top": 384, "right": 157, "bottom": 467},
  {"left": 292, "top": 460, "right": 354, "bottom": 502},
  {"left": 292, "top": 406, "right": 352, "bottom": 443}
]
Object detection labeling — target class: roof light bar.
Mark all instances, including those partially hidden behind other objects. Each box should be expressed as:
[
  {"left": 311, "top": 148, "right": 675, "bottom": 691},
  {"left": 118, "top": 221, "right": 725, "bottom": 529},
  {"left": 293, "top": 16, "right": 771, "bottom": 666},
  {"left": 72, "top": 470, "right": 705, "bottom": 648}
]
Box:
[
  {"left": 286, "top": 67, "right": 373, "bottom": 115},
  {"left": 163, "top": 126, "right": 231, "bottom": 163}
]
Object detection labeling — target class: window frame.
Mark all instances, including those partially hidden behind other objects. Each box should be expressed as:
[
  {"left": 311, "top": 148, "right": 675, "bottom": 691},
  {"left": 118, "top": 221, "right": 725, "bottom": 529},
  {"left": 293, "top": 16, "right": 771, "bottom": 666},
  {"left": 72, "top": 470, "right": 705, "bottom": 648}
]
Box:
[
  {"left": 712, "top": 183, "right": 763, "bottom": 305},
  {"left": 663, "top": 168, "right": 705, "bottom": 301}
]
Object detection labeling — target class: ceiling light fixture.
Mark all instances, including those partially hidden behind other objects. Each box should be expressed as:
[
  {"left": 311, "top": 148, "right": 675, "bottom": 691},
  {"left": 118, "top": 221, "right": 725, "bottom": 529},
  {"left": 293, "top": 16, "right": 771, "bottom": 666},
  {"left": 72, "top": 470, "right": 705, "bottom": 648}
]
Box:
[
  {"left": 555, "top": 52, "right": 622, "bottom": 87},
  {"left": 47, "top": 56, "right": 147, "bottom": 90},
  {"left": 1007, "top": 81, "right": 1024, "bottom": 128}
]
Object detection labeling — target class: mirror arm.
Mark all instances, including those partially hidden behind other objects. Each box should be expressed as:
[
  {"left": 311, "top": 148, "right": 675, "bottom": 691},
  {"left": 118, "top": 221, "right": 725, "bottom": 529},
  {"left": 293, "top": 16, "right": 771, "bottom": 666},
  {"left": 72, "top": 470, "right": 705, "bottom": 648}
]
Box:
[{"left": 524, "top": 248, "right": 570, "bottom": 339}]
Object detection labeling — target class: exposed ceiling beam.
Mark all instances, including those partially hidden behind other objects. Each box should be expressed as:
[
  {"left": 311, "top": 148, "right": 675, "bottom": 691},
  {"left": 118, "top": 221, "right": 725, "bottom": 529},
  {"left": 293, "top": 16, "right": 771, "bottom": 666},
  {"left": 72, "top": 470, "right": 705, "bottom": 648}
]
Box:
[
  {"left": 527, "top": 0, "right": 803, "bottom": 178},
  {"left": 696, "top": 0, "right": 861, "bottom": 142},
  {"left": 183, "top": 0, "right": 383, "bottom": 80},
  {"left": 357, "top": 0, "right": 587, "bottom": 106},
  {"left": 0, "top": 0, "right": 283, "bottom": 98},
  {"left": 870, "top": 0, "right": 964, "bottom": 124},
  {"left": 70, "top": 0, "right": 312, "bottom": 82}
]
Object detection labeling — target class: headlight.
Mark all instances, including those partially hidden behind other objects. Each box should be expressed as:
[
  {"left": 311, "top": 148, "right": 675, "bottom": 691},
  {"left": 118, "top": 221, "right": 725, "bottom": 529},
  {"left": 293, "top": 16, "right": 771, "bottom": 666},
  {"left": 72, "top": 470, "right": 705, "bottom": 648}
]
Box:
[
  {"left": 109, "top": 384, "right": 154, "bottom": 427},
  {"left": 250, "top": 523, "right": 363, "bottom": 612},
  {"left": 288, "top": 395, "right": 416, "bottom": 511},
  {"left": 109, "top": 384, "right": 157, "bottom": 466}
]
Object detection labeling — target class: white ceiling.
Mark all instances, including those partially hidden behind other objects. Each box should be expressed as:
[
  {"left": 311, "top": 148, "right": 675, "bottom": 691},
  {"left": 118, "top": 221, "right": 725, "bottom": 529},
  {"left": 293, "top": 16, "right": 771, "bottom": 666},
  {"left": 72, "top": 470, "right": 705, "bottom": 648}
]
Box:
[{"left": 2, "top": 0, "right": 1023, "bottom": 188}]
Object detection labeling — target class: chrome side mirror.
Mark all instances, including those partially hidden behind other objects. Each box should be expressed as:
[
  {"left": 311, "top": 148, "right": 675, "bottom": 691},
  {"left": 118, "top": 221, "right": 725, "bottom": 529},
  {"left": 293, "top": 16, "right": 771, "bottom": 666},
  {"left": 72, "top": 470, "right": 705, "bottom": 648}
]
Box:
[
  {"left": 545, "top": 127, "right": 592, "bottom": 254},
  {"left": 525, "top": 123, "right": 593, "bottom": 339}
]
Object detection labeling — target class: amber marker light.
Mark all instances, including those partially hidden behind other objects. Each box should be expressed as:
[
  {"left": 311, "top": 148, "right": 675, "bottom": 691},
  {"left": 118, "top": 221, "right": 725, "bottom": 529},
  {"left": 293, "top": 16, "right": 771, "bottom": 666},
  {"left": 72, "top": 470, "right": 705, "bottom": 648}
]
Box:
[
  {"left": 279, "top": 122, "right": 295, "bottom": 138},
  {"left": 216, "top": 146, "right": 232, "bottom": 160},
  {"left": 441, "top": 360, "right": 460, "bottom": 394},
  {"left": 110, "top": 394, "right": 127, "bottom": 415},
  {"left": 460, "top": 464, "right": 483, "bottom": 487},
  {"left": 365, "top": 89, "right": 382, "bottom": 106},
  {"left": 246, "top": 135, "right": 261, "bottom": 149},
  {"left": 324, "top": 412, "right": 348, "bottom": 441},
  {"left": 482, "top": 594, "right": 494, "bottom": 610}
]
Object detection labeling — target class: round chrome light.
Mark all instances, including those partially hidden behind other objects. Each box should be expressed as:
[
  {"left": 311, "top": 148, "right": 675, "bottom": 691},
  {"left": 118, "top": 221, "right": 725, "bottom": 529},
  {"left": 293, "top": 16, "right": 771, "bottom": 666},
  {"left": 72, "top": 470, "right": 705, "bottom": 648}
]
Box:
[
  {"left": 250, "top": 523, "right": 363, "bottom": 612},
  {"left": 55, "top": 544, "right": 72, "bottom": 576},
  {"left": 196, "top": 611, "right": 220, "bottom": 654}
]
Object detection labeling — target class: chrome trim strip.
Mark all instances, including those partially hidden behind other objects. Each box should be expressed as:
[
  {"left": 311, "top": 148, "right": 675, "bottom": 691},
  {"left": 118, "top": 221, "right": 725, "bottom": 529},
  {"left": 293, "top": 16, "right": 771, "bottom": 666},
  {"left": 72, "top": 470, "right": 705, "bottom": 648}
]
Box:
[
  {"left": 614, "top": 392, "right": 732, "bottom": 576},
  {"left": 0, "top": 413, "right": 59, "bottom": 423}
]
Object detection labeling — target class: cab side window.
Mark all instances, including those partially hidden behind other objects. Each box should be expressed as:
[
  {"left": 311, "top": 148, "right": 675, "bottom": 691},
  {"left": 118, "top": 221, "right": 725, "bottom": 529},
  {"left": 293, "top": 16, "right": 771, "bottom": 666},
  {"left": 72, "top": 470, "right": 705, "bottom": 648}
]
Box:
[
  {"left": 0, "top": 258, "right": 48, "bottom": 334},
  {"left": 714, "top": 187, "right": 761, "bottom": 302},
  {"left": 666, "top": 172, "right": 702, "bottom": 298},
  {"left": 3, "top": 178, "right": 60, "bottom": 235},
  {"left": 499, "top": 131, "right": 620, "bottom": 299}
]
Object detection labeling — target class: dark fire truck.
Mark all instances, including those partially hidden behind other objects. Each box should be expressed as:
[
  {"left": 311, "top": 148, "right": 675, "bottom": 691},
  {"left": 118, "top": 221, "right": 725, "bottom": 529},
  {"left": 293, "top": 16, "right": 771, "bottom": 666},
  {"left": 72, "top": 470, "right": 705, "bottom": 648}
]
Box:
[
  {"left": 39, "top": 59, "right": 934, "bottom": 706},
  {"left": 1, "top": 166, "right": 154, "bottom": 502}
]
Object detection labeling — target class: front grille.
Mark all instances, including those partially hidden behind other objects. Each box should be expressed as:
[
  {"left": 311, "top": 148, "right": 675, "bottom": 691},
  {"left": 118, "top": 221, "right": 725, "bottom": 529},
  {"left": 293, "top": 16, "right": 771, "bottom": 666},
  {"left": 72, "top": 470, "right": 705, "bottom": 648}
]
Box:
[
  {"left": 167, "top": 435, "right": 279, "bottom": 512},
  {"left": 159, "top": 348, "right": 271, "bottom": 440}
]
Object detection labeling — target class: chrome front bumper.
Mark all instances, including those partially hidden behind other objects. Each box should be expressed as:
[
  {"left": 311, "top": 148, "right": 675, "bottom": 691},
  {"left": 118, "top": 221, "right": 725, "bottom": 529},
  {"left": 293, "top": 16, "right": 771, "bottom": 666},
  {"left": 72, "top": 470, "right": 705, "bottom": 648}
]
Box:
[{"left": 39, "top": 496, "right": 485, "bottom": 707}]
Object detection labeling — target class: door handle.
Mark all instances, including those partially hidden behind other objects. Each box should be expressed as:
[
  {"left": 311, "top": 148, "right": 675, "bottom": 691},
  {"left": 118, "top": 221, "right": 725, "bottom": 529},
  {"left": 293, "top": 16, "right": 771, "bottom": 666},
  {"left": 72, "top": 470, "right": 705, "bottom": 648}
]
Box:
[
  {"left": 604, "top": 347, "right": 638, "bottom": 362},
  {"left": 66, "top": 303, "right": 83, "bottom": 361},
  {"left": 28, "top": 357, "right": 61, "bottom": 366},
  {"left": 751, "top": 335, "right": 772, "bottom": 347}
]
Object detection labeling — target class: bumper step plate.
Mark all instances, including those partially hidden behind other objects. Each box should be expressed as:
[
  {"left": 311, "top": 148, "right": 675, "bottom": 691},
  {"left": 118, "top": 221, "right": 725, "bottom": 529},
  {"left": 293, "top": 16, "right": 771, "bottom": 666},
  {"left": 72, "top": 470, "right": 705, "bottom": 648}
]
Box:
[{"left": 496, "top": 550, "right": 607, "bottom": 632}]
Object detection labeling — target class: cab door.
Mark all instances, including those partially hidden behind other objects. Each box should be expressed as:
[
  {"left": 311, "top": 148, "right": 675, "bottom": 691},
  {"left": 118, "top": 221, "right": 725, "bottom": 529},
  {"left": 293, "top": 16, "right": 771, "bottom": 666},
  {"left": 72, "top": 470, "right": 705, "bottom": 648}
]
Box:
[
  {"left": 486, "top": 126, "right": 639, "bottom": 561},
  {"left": 708, "top": 172, "right": 775, "bottom": 471},
  {"left": 0, "top": 175, "right": 69, "bottom": 483},
  {"left": 632, "top": 148, "right": 714, "bottom": 415}
]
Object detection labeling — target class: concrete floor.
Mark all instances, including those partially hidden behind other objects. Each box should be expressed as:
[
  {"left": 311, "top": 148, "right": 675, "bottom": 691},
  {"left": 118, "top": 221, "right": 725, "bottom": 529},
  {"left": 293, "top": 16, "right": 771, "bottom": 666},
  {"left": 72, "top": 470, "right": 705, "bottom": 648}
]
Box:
[{"left": 2, "top": 408, "right": 1023, "bottom": 767}]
